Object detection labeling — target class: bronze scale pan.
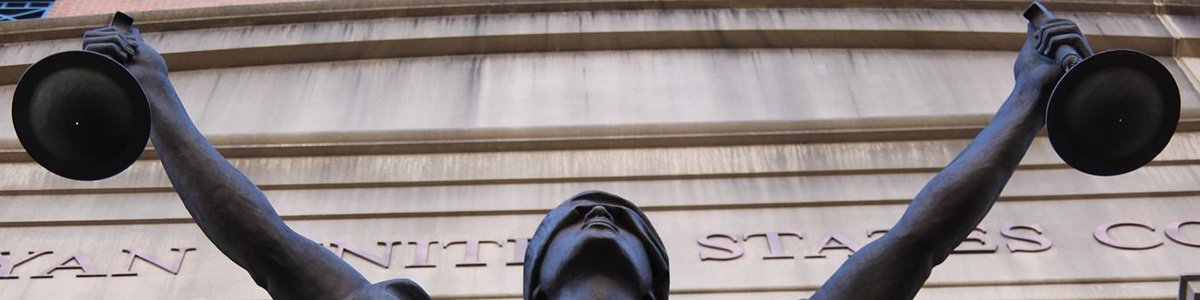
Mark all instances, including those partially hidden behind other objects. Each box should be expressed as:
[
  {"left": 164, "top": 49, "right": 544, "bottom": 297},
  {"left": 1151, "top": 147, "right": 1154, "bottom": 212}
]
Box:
[
  {"left": 1026, "top": 2, "right": 1180, "bottom": 176},
  {"left": 12, "top": 12, "right": 150, "bottom": 181},
  {"left": 1044, "top": 49, "right": 1179, "bottom": 176}
]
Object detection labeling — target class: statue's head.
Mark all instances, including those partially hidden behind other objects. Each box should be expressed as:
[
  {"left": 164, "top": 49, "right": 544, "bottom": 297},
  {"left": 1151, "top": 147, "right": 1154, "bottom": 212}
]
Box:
[{"left": 523, "top": 191, "right": 669, "bottom": 300}]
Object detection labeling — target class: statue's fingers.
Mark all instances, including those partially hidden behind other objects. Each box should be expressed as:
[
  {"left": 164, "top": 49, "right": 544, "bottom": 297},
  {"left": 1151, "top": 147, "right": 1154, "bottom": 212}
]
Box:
[
  {"left": 117, "top": 32, "right": 138, "bottom": 53},
  {"left": 1034, "top": 19, "right": 1075, "bottom": 36},
  {"left": 1040, "top": 18, "right": 1079, "bottom": 32},
  {"left": 84, "top": 42, "right": 130, "bottom": 62},
  {"left": 1042, "top": 22, "right": 1083, "bottom": 38},
  {"left": 1035, "top": 21, "right": 1084, "bottom": 56},
  {"left": 1034, "top": 22, "right": 1056, "bottom": 55},
  {"left": 1041, "top": 23, "right": 1090, "bottom": 57},
  {"left": 82, "top": 32, "right": 121, "bottom": 47},
  {"left": 84, "top": 26, "right": 139, "bottom": 51},
  {"left": 122, "top": 40, "right": 136, "bottom": 57},
  {"left": 82, "top": 26, "right": 124, "bottom": 39},
  {"left": 1040, "top": 20, "right": 1083, "bottom": 44},
  {"left": 1046, "top": 33, "right": 1090, "bottom": 58},
  {"left": 84, "top": 33, "right": 136, "bottom": 59},
  {"left": 83, "top": 33, "right": 123, "bottom": 47},
  {"left": 131, "top": 28, "right": 144, "bottom": 43},
  {"left": 124, "top": 32, "right": 139, "bottom": 52},
  {"left": 85, "top": 42, "right": 129, "bottom": 61}
]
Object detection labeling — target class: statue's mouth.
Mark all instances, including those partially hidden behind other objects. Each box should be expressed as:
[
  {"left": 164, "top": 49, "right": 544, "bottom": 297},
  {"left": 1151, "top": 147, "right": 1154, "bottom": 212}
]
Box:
[{"left": 582, "top": 206, "right": 618, "bottom": 231}]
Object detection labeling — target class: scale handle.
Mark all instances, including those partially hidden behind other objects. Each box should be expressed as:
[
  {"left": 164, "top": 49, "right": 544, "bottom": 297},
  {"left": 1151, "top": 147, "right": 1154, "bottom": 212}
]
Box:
[
  {"left": 109, "top": 11, "right": 134, "bottom": 33},
  {"left": 1023, "top": 2, "right": 1090, "bottom": 70}
]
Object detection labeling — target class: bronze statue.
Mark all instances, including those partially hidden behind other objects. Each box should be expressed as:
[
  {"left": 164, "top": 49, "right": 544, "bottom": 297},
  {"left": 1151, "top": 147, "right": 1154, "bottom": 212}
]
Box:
[
  {"left": 77, "top": 7, "right": 1088, "bottom": 300},
  {"left": 526, "top": 191, "right": 669, "bottom": 300}
]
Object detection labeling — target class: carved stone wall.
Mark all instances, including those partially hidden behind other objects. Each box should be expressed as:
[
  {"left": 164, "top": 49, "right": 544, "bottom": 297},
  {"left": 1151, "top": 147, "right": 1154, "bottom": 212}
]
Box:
[{"left": 1, "top": 1, "right": 1199, "bottom": 299}]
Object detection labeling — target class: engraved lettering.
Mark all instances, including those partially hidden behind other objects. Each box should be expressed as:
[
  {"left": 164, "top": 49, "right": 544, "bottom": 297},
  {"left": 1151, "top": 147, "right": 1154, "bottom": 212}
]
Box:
[
  {"left": 443, "top": 239, "right": 504, "bottom": 267},
  {"left": 329, "top": 241, "right": 402, "bottom": 268},
  {"left": 953, "top": 226, "right": 998, "bottom": 253},
  {"left": 1001, "top": 225, "right": 1052, "bottom": 253},
  {"left": 507, "top": 238, "right": 531, "bottom": 266},
  {"left": 1166, "top": 220, "right": 1200, "bottom": 247},
  {"left": 112, "top": 248, "right": 196, "bottom": 276},
  {"left": 867, "top": 228, "right": 890, "bottom": 239},
  {"left": 0, "top": 251, "right": 52, "bottom": 279},
  {"left": 406, "top": 240, "right": 438, "bottom": 268},
  {"left": 1094, "top": 221, "right": 1162, "bottom": 250},
  {"left": 31, "top": 251, "right": 106, "bottom": 278},
  {"left": 744, "top": 231, "right": 802, "bottom": 259},
  {"left": 698, "top": 233, "right": 743, "bottom": 261},
  {"left": 805, "top": 231, "right": 862, "bottom": 258}
]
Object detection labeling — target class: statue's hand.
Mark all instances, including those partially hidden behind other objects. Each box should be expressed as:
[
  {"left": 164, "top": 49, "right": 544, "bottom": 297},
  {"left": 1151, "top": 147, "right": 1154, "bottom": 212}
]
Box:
[
  {"left": 83, "top": 26, "right": 168, "bottom": 80},
  {"left": 1013, "top": 17, "right": 1084, "bottom": 98}
]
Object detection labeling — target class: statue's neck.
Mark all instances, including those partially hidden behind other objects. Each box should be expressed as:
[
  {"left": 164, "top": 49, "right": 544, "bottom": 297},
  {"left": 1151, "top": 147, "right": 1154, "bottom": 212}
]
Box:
[{"left": 548, "top": 274, "right": 643, "bottom": 300}]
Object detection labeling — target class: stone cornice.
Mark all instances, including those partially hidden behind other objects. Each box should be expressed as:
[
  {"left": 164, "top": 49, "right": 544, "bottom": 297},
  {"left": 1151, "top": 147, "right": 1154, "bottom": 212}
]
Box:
[
  {"left": 0, "top": 4, "right": 1192, "bottom": 85},
  {"left": 1, "top": 0, "right": 1195, "bottom": 43}
]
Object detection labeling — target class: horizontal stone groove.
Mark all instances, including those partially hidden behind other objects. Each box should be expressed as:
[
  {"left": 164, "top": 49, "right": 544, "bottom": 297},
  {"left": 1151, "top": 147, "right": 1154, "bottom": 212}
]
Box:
[
  {"left": 0, "top": 0, "right": 1191, "bottom": 44},
  {"left": 2, "top": 30, "right": 1021, "bottom": 86},
  {"left": 3, "top": 114, "right": 1199, "bottom": 162},
  {"left": 153, "top": 30, "right": 1022, "bottom": 72},
  {"left": 139, "top": 121, "right": 995, "bottom": 160},
  {"left": 665, "top": 275, "right": 1179, "bottom": 294},
  {"left": 428, "top": 275, "right": 1180, "bottom": 299},
  {"left": 2, "top": 131, "right": 1198, "bottom": 197},
  {"left": 0, "top": 116, "right": 996, "bottom": 161},
  {"left": 0, "top": 167, "right": 957, "bottom": 196},
  {"left": 3, "top": 156, "right": 1193, "bottom": 200},
  {"left": 2, "top": 189, "right": 1196, "bottom": 228}
]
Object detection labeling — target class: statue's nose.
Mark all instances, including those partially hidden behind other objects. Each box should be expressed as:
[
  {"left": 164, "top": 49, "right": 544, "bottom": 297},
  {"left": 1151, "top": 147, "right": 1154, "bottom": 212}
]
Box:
[{"left": 585, "top": 206, "right": 612, "bottom": 220}]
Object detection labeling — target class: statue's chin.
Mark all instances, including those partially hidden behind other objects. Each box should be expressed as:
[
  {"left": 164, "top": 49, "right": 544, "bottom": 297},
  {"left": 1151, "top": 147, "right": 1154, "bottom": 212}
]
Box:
[
  {"left": 538, "top": 236, "right": 647, "bottom": 299},
  {"left": 568, "top": 233, "right": 639, "bottom": 272},
  {"left": 541, "top": 232, "right": 642, "bottom": 284}
]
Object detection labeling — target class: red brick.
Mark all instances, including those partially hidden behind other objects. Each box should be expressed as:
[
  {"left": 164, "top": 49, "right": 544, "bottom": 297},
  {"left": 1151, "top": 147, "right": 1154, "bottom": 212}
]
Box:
[{"left": 47, "top": 0, "right": 327, "bottom": 18}]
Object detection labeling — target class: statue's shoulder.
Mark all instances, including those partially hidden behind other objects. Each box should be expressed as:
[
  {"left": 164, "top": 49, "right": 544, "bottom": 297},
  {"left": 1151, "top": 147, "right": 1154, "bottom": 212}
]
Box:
[{"left": 341, "top": 279, "right": 431, "bottom": 300}]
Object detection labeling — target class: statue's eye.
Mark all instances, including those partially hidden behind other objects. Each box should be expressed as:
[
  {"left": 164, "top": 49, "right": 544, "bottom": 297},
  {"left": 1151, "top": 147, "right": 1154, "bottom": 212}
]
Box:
[{"left": 572, "top": 205, "right": 593, "bottom": 215}]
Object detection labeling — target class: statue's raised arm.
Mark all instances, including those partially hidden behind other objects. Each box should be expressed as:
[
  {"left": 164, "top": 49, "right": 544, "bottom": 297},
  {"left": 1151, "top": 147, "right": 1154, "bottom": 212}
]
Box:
[
  {"left": 81, "top": 25, "right": 428, "bottom": 300},
  {"left": 806, "top": 9, "right": 1086, "bottom": 300}
]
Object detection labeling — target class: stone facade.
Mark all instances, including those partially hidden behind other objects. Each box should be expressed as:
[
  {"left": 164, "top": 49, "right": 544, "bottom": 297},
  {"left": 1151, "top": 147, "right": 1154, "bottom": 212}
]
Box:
[{"left": 1, "top": 0, "right": 1200, "bottom": 299}]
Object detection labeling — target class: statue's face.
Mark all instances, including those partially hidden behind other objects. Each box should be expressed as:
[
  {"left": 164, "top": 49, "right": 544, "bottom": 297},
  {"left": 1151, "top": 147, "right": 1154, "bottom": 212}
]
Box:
[{"left": 535, "top": 204, "right": 654, "bottom": 300}]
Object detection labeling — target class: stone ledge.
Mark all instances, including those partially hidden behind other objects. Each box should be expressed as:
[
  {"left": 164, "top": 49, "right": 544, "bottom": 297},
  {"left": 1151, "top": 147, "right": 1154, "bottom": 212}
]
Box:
[
  {"left": 0, "top": 116, "right": 994, "bottom": 160},
  {"left": 3, "top": 29, "right": 1186, "bottom": 87},
  {"left": 4, "top": 114, "right": 1200, "bottom": 161},
  {"left": 1, "top": 132, "right": 1200, "bottom": 197}
]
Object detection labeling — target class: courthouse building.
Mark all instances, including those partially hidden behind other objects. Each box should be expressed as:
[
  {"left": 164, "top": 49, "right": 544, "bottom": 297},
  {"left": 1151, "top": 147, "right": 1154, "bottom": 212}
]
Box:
[{"left": 1, "top": 0, "right": 1200, "bottom": 299}]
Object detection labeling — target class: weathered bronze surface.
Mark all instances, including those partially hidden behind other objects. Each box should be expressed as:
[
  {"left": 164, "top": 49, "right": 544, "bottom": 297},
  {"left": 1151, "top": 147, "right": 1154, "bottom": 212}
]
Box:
[{"left": 57, "top": 2, "right": 1135, "bottom": 299}]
